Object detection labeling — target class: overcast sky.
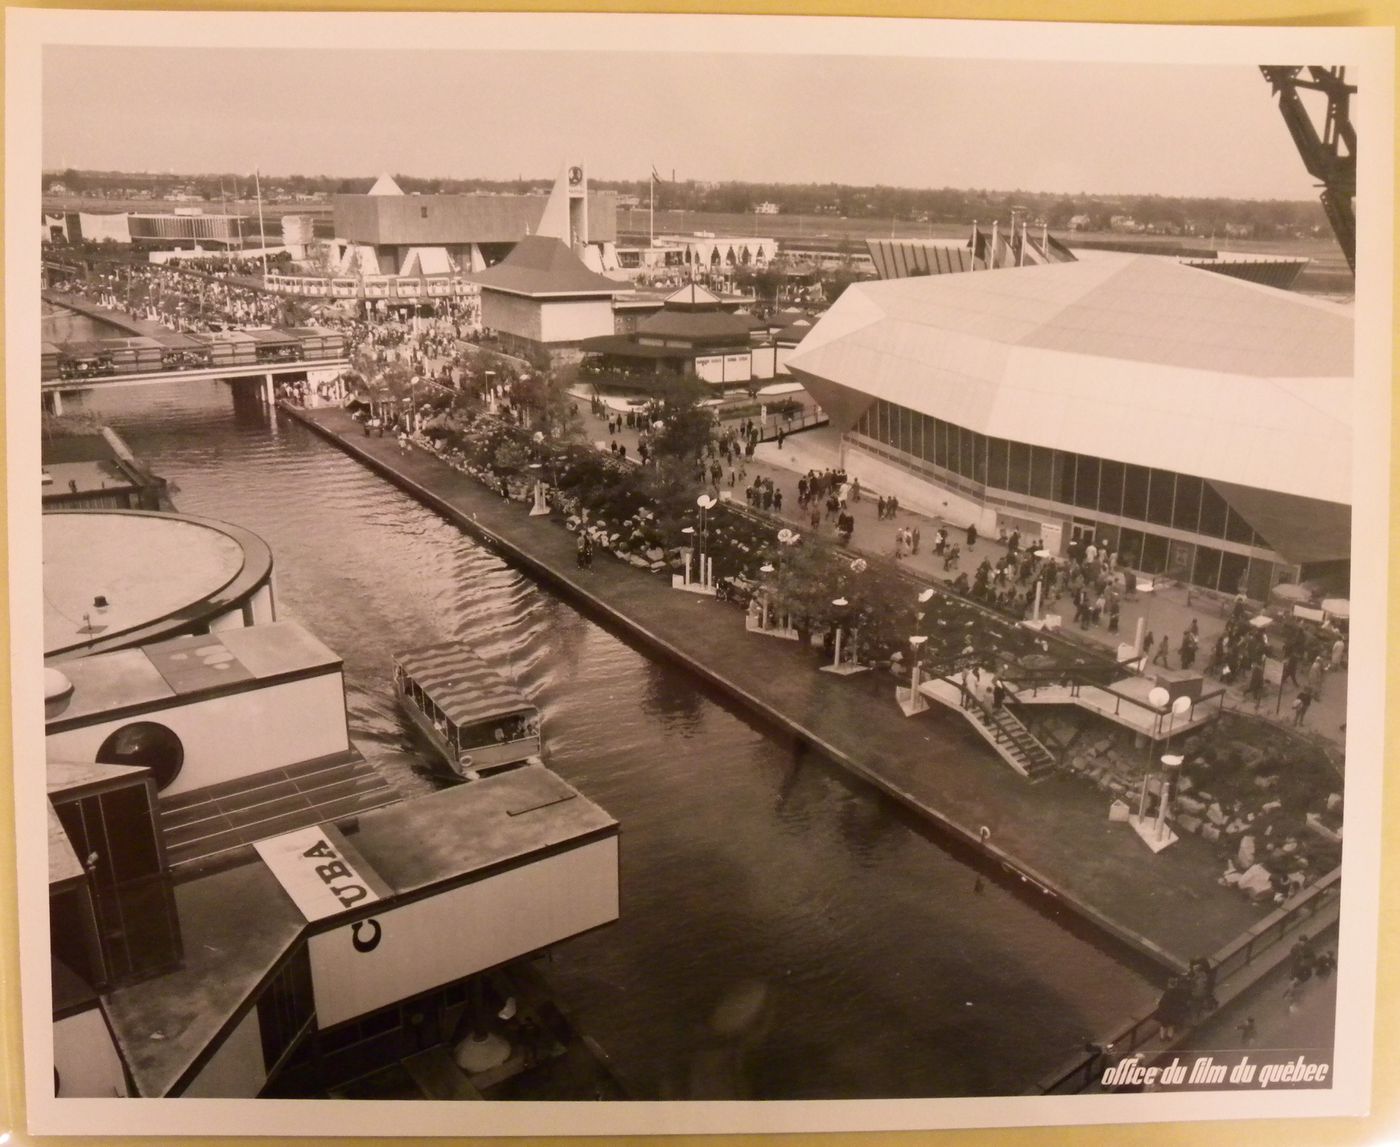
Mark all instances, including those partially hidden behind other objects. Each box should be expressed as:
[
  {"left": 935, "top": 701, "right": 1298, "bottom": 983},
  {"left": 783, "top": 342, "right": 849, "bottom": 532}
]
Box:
[{"left": 43, "top": 47, "right": 1329, "bottom": 200}]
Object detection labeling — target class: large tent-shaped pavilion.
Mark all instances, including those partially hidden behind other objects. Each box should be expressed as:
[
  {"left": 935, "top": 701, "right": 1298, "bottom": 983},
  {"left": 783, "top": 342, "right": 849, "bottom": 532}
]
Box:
[{"left": 787, "top": 252, "right": 1352, "bottom": 591}]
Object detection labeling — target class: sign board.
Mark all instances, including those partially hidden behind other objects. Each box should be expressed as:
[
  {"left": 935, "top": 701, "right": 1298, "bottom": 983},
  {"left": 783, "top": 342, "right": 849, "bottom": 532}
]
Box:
[
  {"left": 308, "top": 836, "right": 618, "bottom": 1028},
  {"left": 253, "top": 824, "right": 390, "bottom": 923}
]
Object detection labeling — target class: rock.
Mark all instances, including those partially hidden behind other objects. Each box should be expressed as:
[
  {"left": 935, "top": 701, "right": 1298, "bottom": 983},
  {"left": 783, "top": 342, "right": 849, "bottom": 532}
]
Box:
[
  {"left": 1237, "top": 835, "right": 1256, "bottom": 868},
  {"left": 1177, "top": 813, "right": 1203, "bottom": 835},
  {"left": 1206, "top": 802, "right": 1228, "bottom": 826},
  {"left": 1201, "top": 824, "right": 1222, "bottom": 842}
]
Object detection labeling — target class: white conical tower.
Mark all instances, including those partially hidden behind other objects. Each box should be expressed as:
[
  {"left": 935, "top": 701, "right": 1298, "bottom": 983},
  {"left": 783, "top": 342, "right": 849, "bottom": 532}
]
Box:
[
  {"left": 367, "top": 172, "right": 404, "bottom": 197},
  {"left": 536, "top": 163, "right": 589, "bottom": 251}
]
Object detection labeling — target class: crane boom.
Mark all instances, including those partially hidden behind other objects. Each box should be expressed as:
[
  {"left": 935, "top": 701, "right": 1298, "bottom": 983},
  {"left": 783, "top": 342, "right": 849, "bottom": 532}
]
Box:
[{"left": 1260, "top": 66, "right": 1357, "bottom": 272}]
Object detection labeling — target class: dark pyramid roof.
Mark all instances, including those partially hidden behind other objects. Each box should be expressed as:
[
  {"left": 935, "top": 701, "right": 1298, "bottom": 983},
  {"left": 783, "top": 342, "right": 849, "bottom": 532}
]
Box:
[
  {"left": 470, "top": 235, "right": 620, "bottom": 298},
  {"left": 637, "top": 309, "right": 759, "bottom": 343}
]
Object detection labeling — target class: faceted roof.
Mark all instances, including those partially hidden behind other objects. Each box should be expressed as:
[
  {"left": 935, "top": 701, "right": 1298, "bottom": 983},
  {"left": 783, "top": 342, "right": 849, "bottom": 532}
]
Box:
[
  {"left": 787, "top": 252, "right": 1352, "bottom": 506},
  {"left": 469, "top": 235, "right": 620, "bottom": 298}
]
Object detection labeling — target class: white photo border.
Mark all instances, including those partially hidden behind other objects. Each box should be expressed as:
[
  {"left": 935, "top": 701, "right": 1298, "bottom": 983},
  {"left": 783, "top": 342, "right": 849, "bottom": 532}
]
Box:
[{"left": 5, "top": 8, "right": 1393, "bottom": 1139}]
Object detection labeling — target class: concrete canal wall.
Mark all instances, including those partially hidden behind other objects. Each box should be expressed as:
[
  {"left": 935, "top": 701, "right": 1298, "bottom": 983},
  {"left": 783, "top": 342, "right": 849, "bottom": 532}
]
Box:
[{"left": 284, "top": 403, "right": 1296, "bottom": 983}]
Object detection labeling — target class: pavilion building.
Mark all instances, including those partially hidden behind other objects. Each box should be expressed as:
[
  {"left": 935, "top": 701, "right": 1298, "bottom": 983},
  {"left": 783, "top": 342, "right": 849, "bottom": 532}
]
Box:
[
  {"left": 578, "top": 283, "right": 773, "bottom": 389},
  {"left": 330, "top": 169, "right": 618, "bottom": 279},
  {"left": 787, "top": 251, "right": 1352, "bottom": 599}
]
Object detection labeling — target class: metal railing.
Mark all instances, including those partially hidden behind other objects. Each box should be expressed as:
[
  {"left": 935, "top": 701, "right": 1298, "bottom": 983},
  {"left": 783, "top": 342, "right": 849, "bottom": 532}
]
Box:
[
  {"left": 1032, "top": 866, "right": 1341, "bottom": 1095},
  {"left": 264, "top": 273, "right": 481, "bottom": 301}
]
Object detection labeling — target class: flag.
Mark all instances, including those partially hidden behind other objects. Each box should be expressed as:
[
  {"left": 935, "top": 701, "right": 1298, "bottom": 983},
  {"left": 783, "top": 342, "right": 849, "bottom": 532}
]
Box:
[{"left": 651, "top": 165, "right": 664, "bottom": 183}]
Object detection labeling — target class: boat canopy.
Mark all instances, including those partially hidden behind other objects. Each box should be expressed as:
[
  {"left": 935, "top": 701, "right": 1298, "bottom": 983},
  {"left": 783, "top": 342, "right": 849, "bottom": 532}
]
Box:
[{"left": 393, "top": 642, "right": 533, "bottom": 729}]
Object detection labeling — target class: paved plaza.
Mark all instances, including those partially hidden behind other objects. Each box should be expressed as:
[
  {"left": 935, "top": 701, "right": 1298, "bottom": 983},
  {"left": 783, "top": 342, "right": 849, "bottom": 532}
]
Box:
[{"left": 572, "top": 404, "right": 1349, "bottom": 752}]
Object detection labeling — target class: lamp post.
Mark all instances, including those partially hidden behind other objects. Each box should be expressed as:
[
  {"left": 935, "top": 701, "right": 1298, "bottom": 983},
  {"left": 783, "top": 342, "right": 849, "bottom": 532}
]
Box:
[
  {"left": 680, "top": 526, "right": 696, "bottom": 587},
  {"left": 1164, "top": 693, "right": 1193, "bottom": 752},
  {"left": 758, "top": 561, "right": 775, "bottom": 631},
  {"left": 1128, "top": 686, "right": 1184, "bottom": 852},
  {"left": 696, "top": 494, "right": 717, "bottom": 589},
  {"left": 830, "top": 597, "right": 849, "bottom": 670},
  {"left": 899, "top": 633, "right": 930, "bottom": 716},
  {"left": 1156, "top": 753, "right": 1184, "bottom": 838}
]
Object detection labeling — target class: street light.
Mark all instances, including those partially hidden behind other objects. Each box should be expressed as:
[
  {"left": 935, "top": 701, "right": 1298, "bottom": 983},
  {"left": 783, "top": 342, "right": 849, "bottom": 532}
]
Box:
[
  {"left": 696, "top": 493, "right": 717, "bottom": 588},
  {"left": 830, "top": 596, "right": 849, "bottom": 671},
  {"left": 899, "top": 633, "right": 931, "bottom": 717}
]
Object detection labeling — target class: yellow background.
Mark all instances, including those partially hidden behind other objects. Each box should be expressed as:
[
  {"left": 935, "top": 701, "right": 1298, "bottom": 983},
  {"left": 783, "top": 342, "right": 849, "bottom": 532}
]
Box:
[{"left": 2, "top": 2, "right": 1396, "bottom": 1144}]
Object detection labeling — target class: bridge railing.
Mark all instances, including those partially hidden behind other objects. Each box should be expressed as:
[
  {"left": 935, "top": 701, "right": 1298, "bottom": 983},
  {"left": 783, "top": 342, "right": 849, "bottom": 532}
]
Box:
[{"left": 264, "top": 273, "right": 481, "bottom": 302}]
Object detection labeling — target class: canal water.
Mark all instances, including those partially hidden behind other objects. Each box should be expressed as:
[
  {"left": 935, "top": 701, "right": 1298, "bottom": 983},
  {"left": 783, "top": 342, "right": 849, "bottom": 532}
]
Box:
[
  {"left": 42, "top": 301, "right": 124, "bottom": 342},
  {"left": 60, "top": 372, "right": 1157, "bottom": 1100}
]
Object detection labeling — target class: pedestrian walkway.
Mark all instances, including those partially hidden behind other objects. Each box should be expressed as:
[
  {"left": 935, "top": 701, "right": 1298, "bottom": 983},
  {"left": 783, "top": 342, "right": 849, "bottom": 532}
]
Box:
[
  {"left": 288, "top": 403, "right": 1292, "bottom": 971},
  {"left": 565, "top": 404, "right": 1350, "bottom": 751}
]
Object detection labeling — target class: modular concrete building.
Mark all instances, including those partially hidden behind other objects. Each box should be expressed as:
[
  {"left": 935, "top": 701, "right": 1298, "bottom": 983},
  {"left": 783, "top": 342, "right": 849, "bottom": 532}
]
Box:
[{"left": 332, "top": 171, "right": 617, "bottom": 278}]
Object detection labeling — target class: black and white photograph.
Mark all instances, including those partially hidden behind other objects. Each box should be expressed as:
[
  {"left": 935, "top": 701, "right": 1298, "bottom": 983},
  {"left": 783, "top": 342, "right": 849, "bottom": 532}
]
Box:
[{"left": 5, "top": 9, "right": 1393, "bottom": 1139}]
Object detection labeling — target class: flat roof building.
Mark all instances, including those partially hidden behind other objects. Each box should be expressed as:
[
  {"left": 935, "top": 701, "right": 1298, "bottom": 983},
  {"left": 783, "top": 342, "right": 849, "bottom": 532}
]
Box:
[
  {"left": 788, "top": 252, "right": 1352, "bottom": 598},
  {"left": 44, "top": 510, "right": 276, "bottom": 661},
  {"left": 332, "top": 170, "right": 617, "bottom": 278}
]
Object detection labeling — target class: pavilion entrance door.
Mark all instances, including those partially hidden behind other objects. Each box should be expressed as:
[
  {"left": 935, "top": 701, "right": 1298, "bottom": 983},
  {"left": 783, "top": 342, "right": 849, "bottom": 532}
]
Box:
[{"left": 1069, "top": 519, "right": 1097, "bottom": 550}]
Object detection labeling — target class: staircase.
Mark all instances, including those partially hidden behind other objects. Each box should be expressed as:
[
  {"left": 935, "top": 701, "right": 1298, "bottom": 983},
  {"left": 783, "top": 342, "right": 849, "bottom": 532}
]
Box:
[
  {"left": 968, "top": 702, "right": 1058, "bottom": 782},
  {"left": 918, "top": 678, "right": 1058, "bottom": 782}
]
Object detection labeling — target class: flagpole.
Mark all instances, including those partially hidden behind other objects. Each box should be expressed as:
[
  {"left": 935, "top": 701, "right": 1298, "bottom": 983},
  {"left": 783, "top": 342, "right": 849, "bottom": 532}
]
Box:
[
  {"left": 254, "top": 168, "right": 268, "bottom": 279},
  {"left": 234, "top": 179, "right": 244, "bottom": 252},
  {"left": 649, "top": 170, "right": 655, "bottom": 249}
]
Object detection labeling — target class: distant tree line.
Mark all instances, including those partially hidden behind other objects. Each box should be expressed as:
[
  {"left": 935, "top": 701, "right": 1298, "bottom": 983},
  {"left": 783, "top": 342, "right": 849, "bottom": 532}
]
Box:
[{"left": 44, "top": 169, "right": 1328, "bottom": 240}]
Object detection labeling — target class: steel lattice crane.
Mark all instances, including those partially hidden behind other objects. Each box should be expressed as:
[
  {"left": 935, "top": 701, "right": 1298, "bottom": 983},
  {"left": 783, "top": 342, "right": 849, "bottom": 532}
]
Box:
[{"left": 1260, "top": 66, "right": 1357, "bottom": 272}]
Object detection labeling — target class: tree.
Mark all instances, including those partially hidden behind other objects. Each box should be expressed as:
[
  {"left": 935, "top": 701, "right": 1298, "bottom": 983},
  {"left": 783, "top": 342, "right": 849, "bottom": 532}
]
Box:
[
  {"left": 649, "top": 370, "right": 715, "bottom": 463},
  {"left": 509, "top": 362, "right": 584, "bottom": 444}
]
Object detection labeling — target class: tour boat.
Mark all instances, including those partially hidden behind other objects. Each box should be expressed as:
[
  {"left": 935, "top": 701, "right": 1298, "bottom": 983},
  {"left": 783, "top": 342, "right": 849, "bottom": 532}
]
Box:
[{"left": 393, "top": 641, "right": 542, "bottom": 779}]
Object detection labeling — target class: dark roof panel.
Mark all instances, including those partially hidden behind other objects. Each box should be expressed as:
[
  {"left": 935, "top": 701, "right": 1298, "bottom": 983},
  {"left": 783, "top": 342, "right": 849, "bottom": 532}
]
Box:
[{"left": 469, "top": 235, "right": 620, "bottom": 298}]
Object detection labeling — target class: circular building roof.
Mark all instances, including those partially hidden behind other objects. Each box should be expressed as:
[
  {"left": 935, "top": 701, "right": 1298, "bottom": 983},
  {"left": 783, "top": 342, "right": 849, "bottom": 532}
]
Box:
[{"left": 44, "top": 510, "right": 273, "bottom": 660}]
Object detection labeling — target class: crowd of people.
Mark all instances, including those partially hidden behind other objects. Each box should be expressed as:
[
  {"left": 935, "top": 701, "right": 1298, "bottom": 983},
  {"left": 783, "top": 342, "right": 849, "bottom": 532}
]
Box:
[{"left": 55, "top": 263, "right": 291, "bottom": 330}]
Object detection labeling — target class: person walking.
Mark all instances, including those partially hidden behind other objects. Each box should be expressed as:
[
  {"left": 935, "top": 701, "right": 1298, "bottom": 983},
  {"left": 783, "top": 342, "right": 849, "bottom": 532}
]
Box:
[
  {"left": 911, "top": 525, "right": 921, "bottom": 554},
  {"left": 1330, "top": 636, "right": 1347, "bottom": 671},
  {"left": 1281, "top": 650, "right": 1300, "bottom": 687},
  {"left": 1307, "top": 655, "right": 1327, "bottom": 700},
  {"left": 1155, "top": 976, "right": 1190, "bottom": 1042},
  {"left": 966, "top": 522, "right": 978, "bottom": 549},
  {"left": 1180, "top": 630, "right": 1197, "bottom": 670},
  {"left": 1151, "top": 634, "right": 1171, "bottom": 667},
  {"left": 1292, "top": 685, "right": 1314, "bottom": 727},
  {"left": 1245, "top": 660, "right": 1266, "bottom": 707}
]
